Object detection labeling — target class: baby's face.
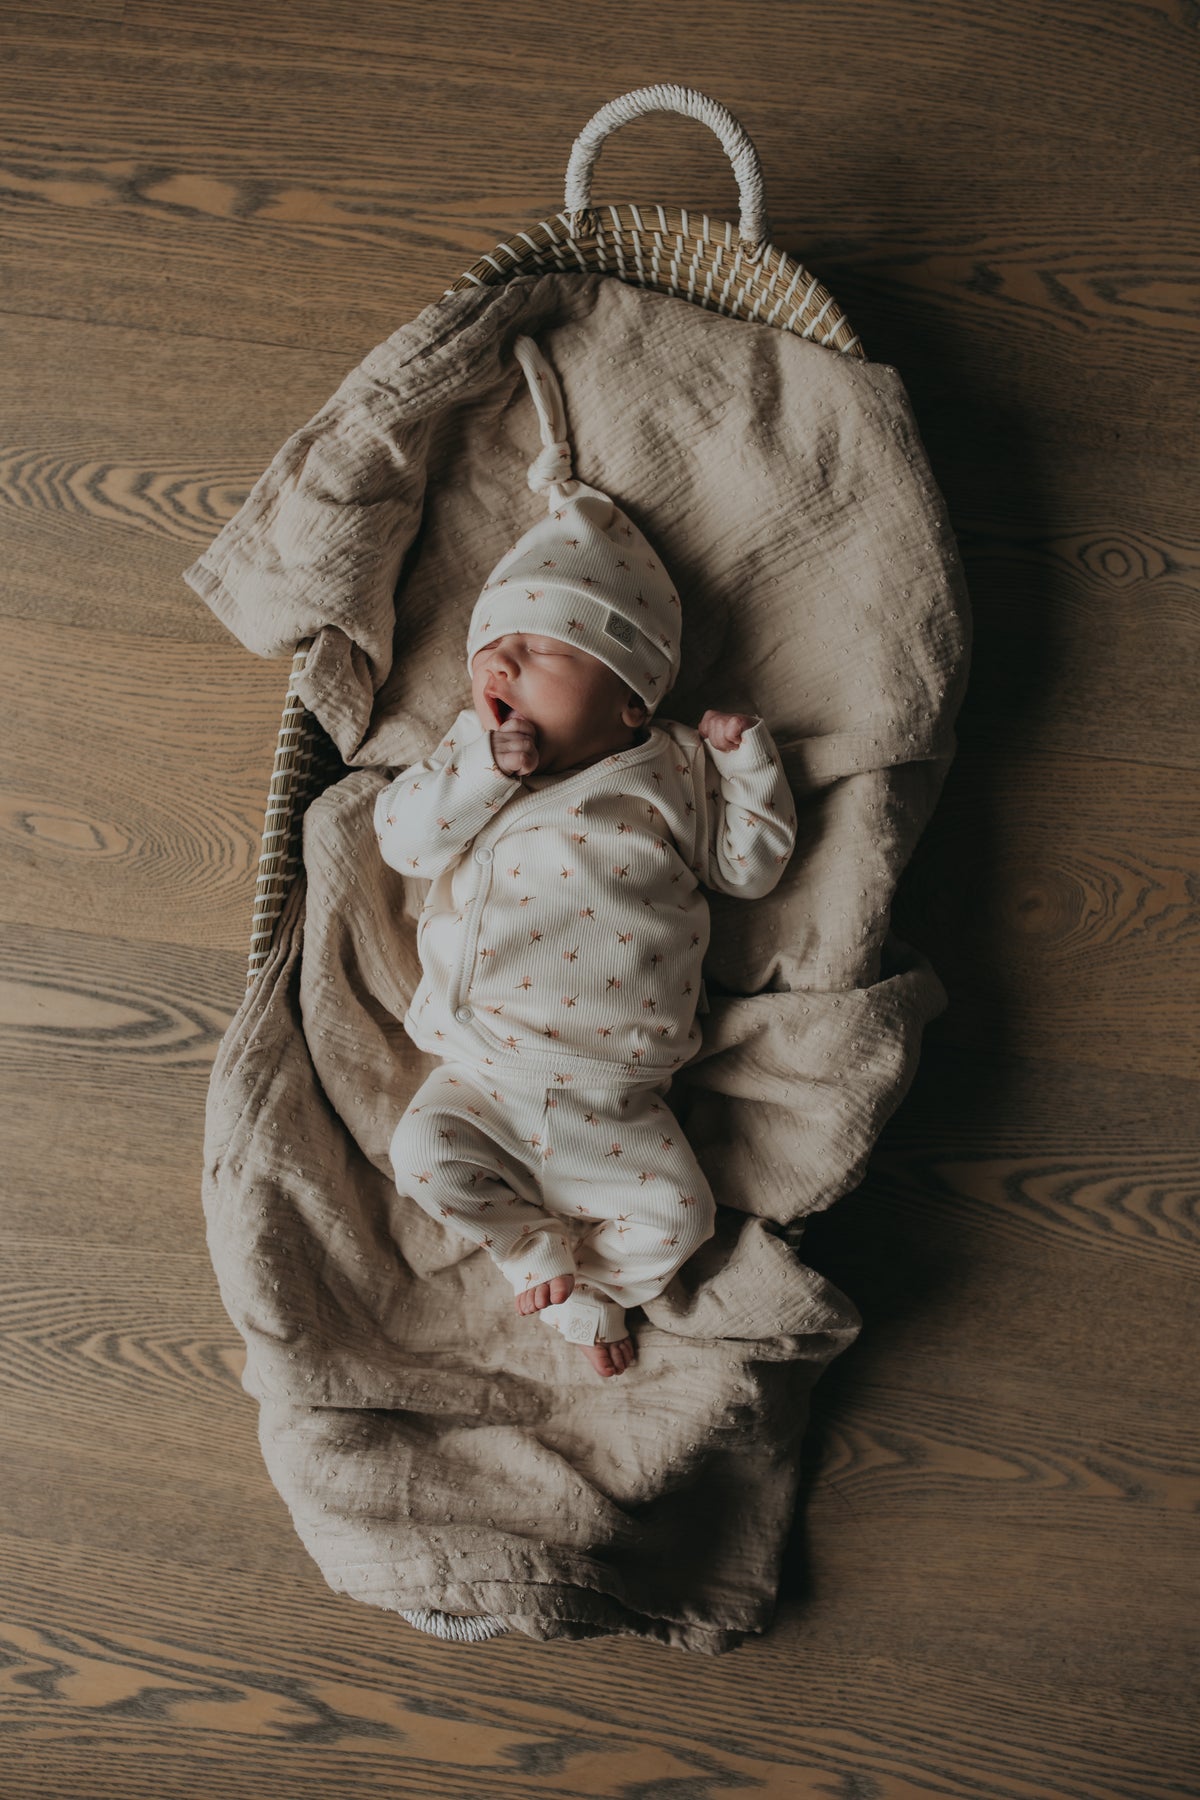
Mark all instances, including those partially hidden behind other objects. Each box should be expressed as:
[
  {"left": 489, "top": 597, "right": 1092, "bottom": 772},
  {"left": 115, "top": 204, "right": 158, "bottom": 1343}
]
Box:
[{"left": 470, "top": 632, "right": 648, "bottom": 775}]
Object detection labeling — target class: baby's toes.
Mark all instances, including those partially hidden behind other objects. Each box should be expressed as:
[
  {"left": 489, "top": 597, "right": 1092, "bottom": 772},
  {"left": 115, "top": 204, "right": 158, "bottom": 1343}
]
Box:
[{"left": 548, "top": 1273, "right": 576, "bottom": 1305}]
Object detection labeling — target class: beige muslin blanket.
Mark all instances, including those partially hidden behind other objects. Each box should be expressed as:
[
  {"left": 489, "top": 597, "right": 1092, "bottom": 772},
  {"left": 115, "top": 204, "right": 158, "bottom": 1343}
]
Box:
[{"left": 184, "top": 268, "right": 970, "bottom": 1654}]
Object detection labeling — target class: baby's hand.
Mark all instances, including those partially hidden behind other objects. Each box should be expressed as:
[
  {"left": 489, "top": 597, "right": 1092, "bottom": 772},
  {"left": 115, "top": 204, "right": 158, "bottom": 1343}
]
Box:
[
  {"left": 492, "top": 710, "right": 540, "bottom": 776},
  {"left": 697, "top": 709, "right": 760, "bottom": 753}
]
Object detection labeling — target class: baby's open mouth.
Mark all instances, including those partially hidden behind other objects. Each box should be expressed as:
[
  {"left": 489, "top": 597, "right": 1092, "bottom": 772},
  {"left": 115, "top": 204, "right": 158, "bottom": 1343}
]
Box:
[{"left": 489, "top": 694, "right": 513, "bottom": 725}]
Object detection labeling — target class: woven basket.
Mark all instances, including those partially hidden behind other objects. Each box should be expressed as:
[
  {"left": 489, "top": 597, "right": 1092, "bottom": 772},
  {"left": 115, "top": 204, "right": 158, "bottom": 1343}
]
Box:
[{"left": 244, "top": 85, "right": 865, "bottom": 992}]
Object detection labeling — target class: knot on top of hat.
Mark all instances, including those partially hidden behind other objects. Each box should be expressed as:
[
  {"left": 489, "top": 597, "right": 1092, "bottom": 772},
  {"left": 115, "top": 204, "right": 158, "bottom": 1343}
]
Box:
[
  {"left": 468, "top": 334, "right": 684, "bottom": 717},
  {"left": 513, "top": 334, "right": 588, "bottom": 508},
  {"left": 527, "top": 439, "right": 576, "bottom": 496}
]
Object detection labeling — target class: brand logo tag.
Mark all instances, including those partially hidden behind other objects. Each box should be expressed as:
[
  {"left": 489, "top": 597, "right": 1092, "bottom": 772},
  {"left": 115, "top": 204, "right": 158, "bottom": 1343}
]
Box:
[{"left": 604, "top": 610, "right": 635, "bottom": 647}]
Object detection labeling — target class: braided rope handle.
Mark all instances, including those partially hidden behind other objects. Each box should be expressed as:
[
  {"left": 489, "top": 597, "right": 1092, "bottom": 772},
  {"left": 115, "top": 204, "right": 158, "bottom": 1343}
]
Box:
[{"left": 564, "top": 85, "right": 770, "bottom": 259}]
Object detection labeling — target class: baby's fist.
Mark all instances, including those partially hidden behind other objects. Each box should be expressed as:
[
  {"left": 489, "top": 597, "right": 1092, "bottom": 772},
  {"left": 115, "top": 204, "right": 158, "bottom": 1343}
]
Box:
[
  {"left": 698, "top": 709, "right": 760, "bottom": 753},
  {"left": 492, "top": 710, "right": 539, "bottom": 776}
]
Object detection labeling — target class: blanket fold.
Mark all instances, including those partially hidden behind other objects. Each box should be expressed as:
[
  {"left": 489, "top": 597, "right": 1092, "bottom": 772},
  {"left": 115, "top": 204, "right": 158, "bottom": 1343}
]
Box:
[{"left": 187, "top": 267, "right": 969, "bottom": 1652}]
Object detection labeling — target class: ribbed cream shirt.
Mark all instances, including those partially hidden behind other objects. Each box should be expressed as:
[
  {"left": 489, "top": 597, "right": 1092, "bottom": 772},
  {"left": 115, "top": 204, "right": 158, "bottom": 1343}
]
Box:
[{"left": 374, "top": 707, "right": 797, "bottom": 1089}]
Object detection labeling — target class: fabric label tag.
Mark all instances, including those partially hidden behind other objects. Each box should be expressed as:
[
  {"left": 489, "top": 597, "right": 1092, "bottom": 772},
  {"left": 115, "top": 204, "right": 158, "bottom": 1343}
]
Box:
[
  {"left": 564, "top": 1300, "right": 602, "bottom": 1343},
  {"left": 603, "top": 610, "right": 635, "bottom": 648}
]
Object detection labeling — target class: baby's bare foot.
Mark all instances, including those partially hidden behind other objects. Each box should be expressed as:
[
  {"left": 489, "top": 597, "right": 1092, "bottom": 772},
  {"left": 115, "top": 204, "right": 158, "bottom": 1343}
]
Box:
[
  {"left": 515, "top": 1272, "right": 576, "bottom": 1316},
  {"left": 579, "top": 1336, "right": 637, "bottom": 1378}
]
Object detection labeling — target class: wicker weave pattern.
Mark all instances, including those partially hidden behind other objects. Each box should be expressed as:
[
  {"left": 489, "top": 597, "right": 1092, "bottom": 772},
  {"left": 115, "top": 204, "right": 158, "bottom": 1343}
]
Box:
[
  {"left": 245, "top": 646, "right": 342, "bottom": 986},
  {"left": 446, "top": 203, "right": 862, "bottom": 358}
]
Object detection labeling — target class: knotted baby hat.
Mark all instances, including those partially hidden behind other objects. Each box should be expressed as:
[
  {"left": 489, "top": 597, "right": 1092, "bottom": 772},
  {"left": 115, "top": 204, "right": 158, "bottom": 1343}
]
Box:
[{"left": 465, "top": 335, "right": 682, "bottom": 715}]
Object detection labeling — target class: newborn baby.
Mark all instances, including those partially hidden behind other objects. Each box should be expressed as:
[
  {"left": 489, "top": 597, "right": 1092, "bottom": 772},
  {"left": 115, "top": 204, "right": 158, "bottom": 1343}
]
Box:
[{"left": 376, "top": 333, "right": 798, "bottom": 1378}]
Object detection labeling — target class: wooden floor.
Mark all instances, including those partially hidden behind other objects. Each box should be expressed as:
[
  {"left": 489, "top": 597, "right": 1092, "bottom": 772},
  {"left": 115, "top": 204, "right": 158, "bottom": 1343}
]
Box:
[{"left": 2, "top": 2, "right": 1197, "bottom": 1795}]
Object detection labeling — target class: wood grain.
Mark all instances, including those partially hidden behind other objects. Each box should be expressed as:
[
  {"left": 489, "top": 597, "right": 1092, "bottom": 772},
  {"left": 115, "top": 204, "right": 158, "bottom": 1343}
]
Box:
[{"left": 1, "top": 0, "right": 1197, "bottom": 1795}]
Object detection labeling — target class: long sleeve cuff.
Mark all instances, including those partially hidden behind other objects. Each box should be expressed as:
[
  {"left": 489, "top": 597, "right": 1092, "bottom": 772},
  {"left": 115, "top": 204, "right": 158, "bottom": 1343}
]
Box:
[
  {"left": 373, "top": 712, "right": 521, "bottom": 876},
  {"left": 703, "top": 717, "right": 778, "bottom": 773},
  {"left": 454, "top": 716, "right": 521, "bottom": 790},
  {"left": 699, "top": 718, "right": 797, "bottom": 897},
  {"left": 495, "top": 1228, "right": 580, "bottom": 1293}
]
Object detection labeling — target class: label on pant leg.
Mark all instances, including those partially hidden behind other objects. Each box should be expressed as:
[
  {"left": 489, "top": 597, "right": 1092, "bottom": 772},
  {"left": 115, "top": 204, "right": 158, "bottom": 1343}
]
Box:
[{"left": 563, "top": 1298, "right": 602, "bottom": 1343}]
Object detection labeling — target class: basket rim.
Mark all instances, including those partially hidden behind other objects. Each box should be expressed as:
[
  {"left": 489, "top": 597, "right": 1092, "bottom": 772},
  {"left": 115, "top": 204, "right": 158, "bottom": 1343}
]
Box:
[{"left": 443, "top": 201, "right": 864, "bottom": 358}]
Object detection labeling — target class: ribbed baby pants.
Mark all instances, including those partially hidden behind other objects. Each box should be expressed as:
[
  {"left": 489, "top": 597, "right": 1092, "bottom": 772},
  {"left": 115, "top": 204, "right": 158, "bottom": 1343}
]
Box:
[{"left": 388, "top": 1062, "right": 717, "bottom": 1345}]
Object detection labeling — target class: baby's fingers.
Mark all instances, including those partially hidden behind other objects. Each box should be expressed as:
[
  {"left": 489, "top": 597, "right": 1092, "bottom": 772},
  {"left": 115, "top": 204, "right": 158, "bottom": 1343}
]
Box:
[
  {"left": 708, "top": 722, "right": 740, "bottom": 751},
  {"left": 493, "top": 717, "right": 539, "bottom": 774},
  {"left": 705, "top": 710, "right": 757, "bottom": 751}
]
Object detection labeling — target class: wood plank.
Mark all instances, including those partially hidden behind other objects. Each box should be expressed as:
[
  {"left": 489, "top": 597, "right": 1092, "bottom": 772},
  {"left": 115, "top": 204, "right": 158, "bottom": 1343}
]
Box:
[
  {"left": 2, "top": 0, "right": 1198, "bottom": 1793},
  {"left": 0, "top": 313, "right": 352, "bottom": 638},
  {"left": 0, "top": 1529, "right": 1194, "bottom": 1798},
  {"left": 0, "top": 11, "right": 1195, "bottom": 439},
  {"left": 896, "top": 747, "right": 1200, "bottom": 1068},
  {"left": 0, "top": 618, "right": 282, "bottom": 951}
]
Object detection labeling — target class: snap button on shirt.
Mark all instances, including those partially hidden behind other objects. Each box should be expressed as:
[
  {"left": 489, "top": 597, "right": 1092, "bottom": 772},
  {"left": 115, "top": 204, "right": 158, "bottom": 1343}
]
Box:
[
  {"left": 454, "top": 1005, "right": 474, "bottom": 1022},
  {"left": 473, "top": 846, "right": 493, "bottom": 863}
]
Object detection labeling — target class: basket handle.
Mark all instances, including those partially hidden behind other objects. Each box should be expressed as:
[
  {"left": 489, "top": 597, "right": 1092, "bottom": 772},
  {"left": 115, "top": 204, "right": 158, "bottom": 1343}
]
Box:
[{"left": 563, "top": 85, "right": 770, "bottom": 259}]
